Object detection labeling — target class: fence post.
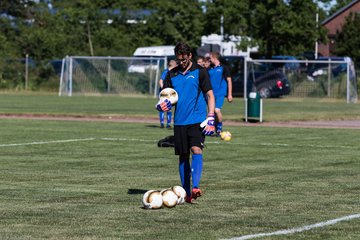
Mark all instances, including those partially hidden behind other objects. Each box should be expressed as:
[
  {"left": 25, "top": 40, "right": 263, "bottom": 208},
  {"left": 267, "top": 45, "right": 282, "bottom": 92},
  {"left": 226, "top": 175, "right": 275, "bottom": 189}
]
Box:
[
  {"left": 69, "top": 57, "right": 73, "bottom": 96},
  {"left": 59, "top": 58, "right": 66, "bottom": 96},
  {"left": 107, "top": 56, "right": 111, "bottom": 93},
  {"left": 154, "top": 59, "right": 160, "bottom": 98},
  {"left": 327, "top": 58, "right": 331, "bottom": 97},
  {"left": 244, "top": 58, "right": 248, "bottom": 122},
  {"left": 25, "top": 54, "right": 29, "bottom": 90},
  {"left": 346, "top": 60, "right": 350, "bottom": 103}
]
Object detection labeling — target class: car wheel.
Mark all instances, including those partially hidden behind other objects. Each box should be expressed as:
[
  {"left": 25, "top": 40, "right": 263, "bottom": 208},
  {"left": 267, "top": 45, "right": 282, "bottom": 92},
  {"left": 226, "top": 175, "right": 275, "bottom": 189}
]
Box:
[{"left": 259, "top": 88, "right": 271, "bottom": 98}]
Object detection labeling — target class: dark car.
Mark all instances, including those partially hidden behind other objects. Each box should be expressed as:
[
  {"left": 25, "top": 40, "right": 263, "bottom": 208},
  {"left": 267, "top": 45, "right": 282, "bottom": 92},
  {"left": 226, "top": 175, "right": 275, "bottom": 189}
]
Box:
[
  {"left": 222, "top": 56, "right": 291, "bottom": 98},
  {"left": 248, "top": 70, "right": 291, "bottom": 98}
]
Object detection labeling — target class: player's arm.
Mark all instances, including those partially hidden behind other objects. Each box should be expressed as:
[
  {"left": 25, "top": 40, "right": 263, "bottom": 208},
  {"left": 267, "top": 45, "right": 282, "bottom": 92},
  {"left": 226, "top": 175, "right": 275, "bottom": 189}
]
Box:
[
  {"left": 199, "top": 68, "right": 215, "bottom": 135},
  {"left": 162, "top": 71, "right": 173, "bottom": 89},
  {"left": 206, "top": 90, "right": 215, "bottom": 115},
  {"left": 158, "top": 79, "right": 164, "bottom": 89},
  {"left": 156, "top": 71, "right": 173, "bottom": 112},
  {"left": 224, "top": 66, "right": 233, "bottom": 102}
]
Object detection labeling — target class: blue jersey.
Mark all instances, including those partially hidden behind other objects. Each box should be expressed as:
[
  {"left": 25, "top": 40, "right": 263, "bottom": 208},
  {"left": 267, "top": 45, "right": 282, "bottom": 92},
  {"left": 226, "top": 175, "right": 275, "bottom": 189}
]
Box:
[
  {"left": 208, "top": 65, "right": 230, "bottom": 97},
  {"left": 164, "top": 62, "right": 212, "bottom": 125}
]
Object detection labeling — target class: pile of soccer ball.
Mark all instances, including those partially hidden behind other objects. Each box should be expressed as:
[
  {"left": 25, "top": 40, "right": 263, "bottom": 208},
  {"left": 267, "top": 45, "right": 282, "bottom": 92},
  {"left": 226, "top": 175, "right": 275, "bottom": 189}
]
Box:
[{"left": 142, "top": 186, "right": 186, "bottom": 209}]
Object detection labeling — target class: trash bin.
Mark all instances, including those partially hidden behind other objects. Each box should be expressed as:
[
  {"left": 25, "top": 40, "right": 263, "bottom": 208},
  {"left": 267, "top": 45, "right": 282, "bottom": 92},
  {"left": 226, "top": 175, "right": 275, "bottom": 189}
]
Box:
[{"left": 246, "top": 92, "right": 263, "bottom": 122}]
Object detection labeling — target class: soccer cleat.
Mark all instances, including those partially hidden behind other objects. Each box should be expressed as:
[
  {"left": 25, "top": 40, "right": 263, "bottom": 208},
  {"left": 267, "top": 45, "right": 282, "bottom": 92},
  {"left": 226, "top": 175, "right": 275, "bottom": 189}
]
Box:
[
  {"left": 191, "top": 188, "right": 202, "bottom": 200},
  {"left": 166, "top": 124, "right": 172, "bottom": 129},
  {"left": 185, "top": 196, "right": 194, "bottom": 204},
  {"left": 160, "top": 123, "right": 164, "bottom": 128}
]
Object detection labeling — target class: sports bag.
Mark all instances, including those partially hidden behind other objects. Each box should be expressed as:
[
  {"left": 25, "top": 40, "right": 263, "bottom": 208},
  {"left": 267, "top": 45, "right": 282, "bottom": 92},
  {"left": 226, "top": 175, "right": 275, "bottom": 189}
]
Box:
[{"left": 157, "top": 135, "right": 175, "bottom": 148}]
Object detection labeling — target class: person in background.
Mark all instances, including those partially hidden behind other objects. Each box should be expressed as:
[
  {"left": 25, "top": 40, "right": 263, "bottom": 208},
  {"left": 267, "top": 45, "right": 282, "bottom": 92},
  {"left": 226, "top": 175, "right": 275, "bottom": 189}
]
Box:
[
  {"left": 208, "top": 52, "right": 233, "bottom": 136},
  {"left": 156, "top": 42, "right": 215, "bottom": 203},
  {"left": 204, "top": 56, "right": 212, "bottom": 69},
  {"left": 197, "top": 56, "right": 205, "bottom": 67},
  {"left": 158, "top": 59, "right": 177, "bottom": 128}
]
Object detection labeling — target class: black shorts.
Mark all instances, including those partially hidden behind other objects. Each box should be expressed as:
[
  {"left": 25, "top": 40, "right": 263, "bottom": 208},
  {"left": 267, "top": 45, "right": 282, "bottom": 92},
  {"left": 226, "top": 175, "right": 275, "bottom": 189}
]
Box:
[{"left": 174, "top": 123, "right": 205, "bottom": 155}]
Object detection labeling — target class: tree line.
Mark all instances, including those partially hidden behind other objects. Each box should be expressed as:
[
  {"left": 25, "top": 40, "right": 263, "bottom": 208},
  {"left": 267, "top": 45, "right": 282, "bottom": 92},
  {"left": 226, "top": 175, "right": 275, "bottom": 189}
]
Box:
[{"left": 0, "top": 0, "right": 358, "bottom": 90}]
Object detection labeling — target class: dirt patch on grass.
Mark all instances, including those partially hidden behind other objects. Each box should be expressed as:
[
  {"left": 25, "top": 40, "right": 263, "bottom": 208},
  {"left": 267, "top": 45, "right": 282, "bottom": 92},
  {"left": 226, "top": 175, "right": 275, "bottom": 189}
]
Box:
[{"left": 1, "top": 114, "right": 360, "bottom": 129}]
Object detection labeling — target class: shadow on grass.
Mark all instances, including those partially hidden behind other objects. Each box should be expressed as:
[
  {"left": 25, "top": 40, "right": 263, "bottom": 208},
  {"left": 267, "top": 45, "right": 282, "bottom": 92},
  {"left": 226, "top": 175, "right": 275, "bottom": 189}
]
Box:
[{"left": 128, "top": 189, "right": 148, "bottom": 195}]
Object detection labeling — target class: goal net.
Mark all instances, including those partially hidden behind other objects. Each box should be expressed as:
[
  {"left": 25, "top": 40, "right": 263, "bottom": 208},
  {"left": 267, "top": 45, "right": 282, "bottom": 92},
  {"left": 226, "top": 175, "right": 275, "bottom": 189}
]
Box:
[{"left": 59, "top": 56, "right": 167, "bottom": 97}]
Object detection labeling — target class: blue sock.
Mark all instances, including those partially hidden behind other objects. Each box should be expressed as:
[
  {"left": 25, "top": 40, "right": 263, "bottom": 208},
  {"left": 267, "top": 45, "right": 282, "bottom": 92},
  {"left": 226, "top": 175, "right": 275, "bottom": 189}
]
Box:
[
  {"left": 179, "top": 157, "right": 191, "bottom": 196},
  {"left": 191, "top": 154, "right": 203, "bottom": 189},
  {"left": 166, "top": 111, "right": 172, "bottom": 126},
  {"left": 217, "top": 122, "right": 223, "bottom": 132},
  {"left": 159, "top": 111, "right": 164, "bottom": 125}
]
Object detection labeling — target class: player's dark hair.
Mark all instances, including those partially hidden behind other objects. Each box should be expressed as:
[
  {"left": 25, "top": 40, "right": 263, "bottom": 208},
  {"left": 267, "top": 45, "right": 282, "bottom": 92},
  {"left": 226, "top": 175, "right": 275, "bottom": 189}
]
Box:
[
  {"left": 197, "top": 56, "right": 205, "bottom": 61},
  {"left": 174, "top": 42, "right": 192, "bottom": 56}
]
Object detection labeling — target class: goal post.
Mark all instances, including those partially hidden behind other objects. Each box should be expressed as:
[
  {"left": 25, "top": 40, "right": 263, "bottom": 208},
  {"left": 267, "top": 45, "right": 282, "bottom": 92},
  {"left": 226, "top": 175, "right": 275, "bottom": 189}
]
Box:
[
  {"left": 243, "top": 58, "right": 358, "bottom": 122},
  {"left": 244, "top": 58, "right": 358, "bottom": 103},
  {"left": 59, "top": 56, "right": 167, "bottom": 97}
]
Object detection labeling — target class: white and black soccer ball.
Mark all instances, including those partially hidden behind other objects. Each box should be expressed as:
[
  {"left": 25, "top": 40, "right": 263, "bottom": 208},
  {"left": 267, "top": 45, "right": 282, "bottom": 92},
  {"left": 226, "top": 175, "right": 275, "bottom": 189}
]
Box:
[
  {"left": 159, "top": 88, "right": 178, "bottom": 105},
  {"left": 161, "top": 189, "right": 178, "bottom": 208},
  {"left": 142, "top": 190, "right": 163, "bottom": 209},
  {"left": 172, "top": 185, "right": 187, "bottom": 205}
]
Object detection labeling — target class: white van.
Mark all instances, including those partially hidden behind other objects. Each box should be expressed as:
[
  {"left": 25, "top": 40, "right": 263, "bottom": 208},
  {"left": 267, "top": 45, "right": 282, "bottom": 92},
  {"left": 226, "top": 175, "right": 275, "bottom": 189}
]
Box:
[{"left": 128, "top": 45, "right": 175, "bottom": 73}]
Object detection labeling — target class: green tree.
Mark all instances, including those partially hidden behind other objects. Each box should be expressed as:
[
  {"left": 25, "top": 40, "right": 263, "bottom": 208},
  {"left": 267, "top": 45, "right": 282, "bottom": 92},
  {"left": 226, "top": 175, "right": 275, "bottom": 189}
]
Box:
[
  {"left": 328, "top": 0, "right": 355, "bottom": 15},
  {"left": 204, "top": 0, "right": 249, "bottom": 36},
  {"left": 246, "top": 0, "right": 327, "bottom": 57},
  {"left": 334, "top": 12, "right": 360, "bottom": 65}
]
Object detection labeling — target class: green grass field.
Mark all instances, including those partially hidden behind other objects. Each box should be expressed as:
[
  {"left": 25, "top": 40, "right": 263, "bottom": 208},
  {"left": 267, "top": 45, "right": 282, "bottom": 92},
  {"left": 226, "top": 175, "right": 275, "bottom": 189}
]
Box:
[
  {"left": 0, "top": 92, "right": 359, "bottom": 121},
  {"left": 0, "top": 93, "right": 359, "bottom": 239}
]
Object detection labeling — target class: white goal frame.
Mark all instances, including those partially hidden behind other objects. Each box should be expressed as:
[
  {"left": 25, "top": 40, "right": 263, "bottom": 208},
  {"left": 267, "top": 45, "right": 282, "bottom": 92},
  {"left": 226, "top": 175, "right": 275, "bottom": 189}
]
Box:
[{"left": 59, "top": 56, "right": 167, "bottom": 97}]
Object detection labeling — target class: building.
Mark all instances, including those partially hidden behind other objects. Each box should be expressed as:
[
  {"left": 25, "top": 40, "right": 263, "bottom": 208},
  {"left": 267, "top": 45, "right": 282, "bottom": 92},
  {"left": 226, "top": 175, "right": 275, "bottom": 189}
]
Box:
[
  {"left": 197, "top": 34, "right": 258, "bottom": 57},
  {"left": 319, "top": 0, "right": 360, "bottom": 57}
]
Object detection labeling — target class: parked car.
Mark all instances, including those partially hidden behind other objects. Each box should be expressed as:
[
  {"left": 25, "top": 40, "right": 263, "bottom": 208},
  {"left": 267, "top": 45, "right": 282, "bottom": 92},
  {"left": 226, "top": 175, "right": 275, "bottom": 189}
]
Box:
[
  {"left": 222, "top": 56, "right": 291, "bottom": 98},
  {"left": 248, "top": 70, "right": 291, "bottom": 98},
  {"left": 306, "top": 57, "right": 353, "bottom": 81}
]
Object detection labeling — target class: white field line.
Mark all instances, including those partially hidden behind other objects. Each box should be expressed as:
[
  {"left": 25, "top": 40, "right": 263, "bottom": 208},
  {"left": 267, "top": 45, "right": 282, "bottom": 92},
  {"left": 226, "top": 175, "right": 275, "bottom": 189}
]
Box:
[
  {"left": 101, "top": 137, "right": 156, "bottom": 143},
  {"left": 0, "top": 137, "right": 357, "bottom": 150},
  {"left": 0, "top": 138, "right": 95, "bottom": 147},
  {"left": 224, "top": 213, "right": 360, "bottom": 240}
]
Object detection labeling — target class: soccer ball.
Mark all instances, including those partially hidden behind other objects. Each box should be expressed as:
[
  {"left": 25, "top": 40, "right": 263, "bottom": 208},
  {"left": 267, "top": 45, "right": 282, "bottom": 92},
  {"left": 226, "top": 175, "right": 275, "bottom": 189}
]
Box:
[
  {"left": 172, "top": 185, "right": 187, "bottom": 205},
  {"left": 142, "top": 190, "right": 163, "bottom": 209},
  {"left": 161, "top": 189, "right": 178, "bottom": 208},
  {"left": 159, "top": 88, "right": 178, "bottom": 105},
  {"left": 220, "top": 131, "right": 232, "bottom": 141}
]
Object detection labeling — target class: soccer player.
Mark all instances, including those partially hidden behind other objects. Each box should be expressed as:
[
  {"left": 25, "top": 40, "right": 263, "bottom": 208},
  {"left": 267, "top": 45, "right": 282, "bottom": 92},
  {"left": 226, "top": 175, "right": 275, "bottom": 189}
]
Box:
[
  {"left": 204, "top": 56, "right": 212, "bottom": 69},
  {"left": 208, "top": 52, "right": 233, "bottom": 135},
  {"left": 156, "top": 42, "right": 216, "bottom": 203},
  {"left": 196, "top": 56, "right": 205, "bottom": 67},
  {"left": 158, "top": 60, "right": 177, "bottom": 128}
]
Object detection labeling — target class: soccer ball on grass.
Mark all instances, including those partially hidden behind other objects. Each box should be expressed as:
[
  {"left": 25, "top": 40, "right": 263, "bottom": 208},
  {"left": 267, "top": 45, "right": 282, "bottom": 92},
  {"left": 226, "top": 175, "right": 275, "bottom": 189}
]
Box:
[
  {"left": 142, "top": 190, "right": 163, "bottom": 209},
  {"left": 220, "top": 131, "right": 232, "bottom": 141},
  {"left": 161, "top": 189, "right": 178, "bottom": 208},
  {"left": 171, "top": 185, "right": 187, "bottom": 205}
]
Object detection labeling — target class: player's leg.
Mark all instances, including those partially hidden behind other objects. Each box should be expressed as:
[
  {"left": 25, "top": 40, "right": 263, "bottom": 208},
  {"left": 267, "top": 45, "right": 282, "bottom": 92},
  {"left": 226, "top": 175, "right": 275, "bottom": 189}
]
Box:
[
  {"left": 159, "top": 111, "right": 165, "bottom": 128},
  {"left": 215, "top": 108, "right": 223, "bottom": 135},
  {"left": 166, "top": 111, "right": 172, "bottom": 128},
  {"left": 189, "top": 124, "right": 205, "bottom": 200},
  {"left": 190, "top": 146, "right": 203, "bottom": 199},
  {"left": 178, "top": 154, "right": 191, "bottom": 200},
  {"left": 214, "top": 95, "right": 225, "bottom": 135},
  {"left": 174, "top": 126, "right": 192, "bottom": 200}
]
